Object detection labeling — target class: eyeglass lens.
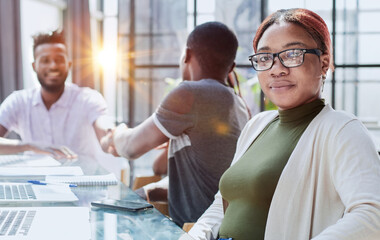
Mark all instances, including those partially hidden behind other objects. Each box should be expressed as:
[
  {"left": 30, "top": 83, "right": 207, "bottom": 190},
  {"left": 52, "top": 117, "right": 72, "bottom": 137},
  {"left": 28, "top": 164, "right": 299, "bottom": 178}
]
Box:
[{"left": 250, "top": 49, "right": 318, "bottom": 71}]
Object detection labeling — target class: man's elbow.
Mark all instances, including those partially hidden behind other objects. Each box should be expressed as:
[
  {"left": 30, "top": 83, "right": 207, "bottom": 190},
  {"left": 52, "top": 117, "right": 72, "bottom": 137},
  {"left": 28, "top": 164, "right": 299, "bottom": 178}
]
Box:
[
  {"left": 116, "top": 141, "right": 142, "bottom": 160},
  {"left": 123, "top": 148, "right": 141, "bottom": 160}
]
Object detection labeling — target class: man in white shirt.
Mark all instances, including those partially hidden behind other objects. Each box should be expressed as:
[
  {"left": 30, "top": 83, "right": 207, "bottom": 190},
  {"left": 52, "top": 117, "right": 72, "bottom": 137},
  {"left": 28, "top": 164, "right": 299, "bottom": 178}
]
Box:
[{"left": 0, "top": 30, "right": 111, "bottom": 159}]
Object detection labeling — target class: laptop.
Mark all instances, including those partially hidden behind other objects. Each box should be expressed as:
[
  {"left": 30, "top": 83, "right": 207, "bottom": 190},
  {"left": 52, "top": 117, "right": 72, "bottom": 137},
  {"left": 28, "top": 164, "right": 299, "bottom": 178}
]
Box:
[
  {"left": 0, "top": 207, "right": 91, "bottom": 240},
  {"left": 0, "top": 183, "right": 78, "bottom": 202}
]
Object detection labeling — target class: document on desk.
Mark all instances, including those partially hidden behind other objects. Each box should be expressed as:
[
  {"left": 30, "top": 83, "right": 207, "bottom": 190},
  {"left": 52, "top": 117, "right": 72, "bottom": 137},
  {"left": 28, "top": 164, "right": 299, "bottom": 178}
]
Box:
[
  {"left": 0, "top": 154, "right": 61, "bottom": 167},
  {"left": 0, "top": 207, "right": 91, "bottom": 240},
  {"left": 0, "top": 166, "right": 84, "bottom": 176}
]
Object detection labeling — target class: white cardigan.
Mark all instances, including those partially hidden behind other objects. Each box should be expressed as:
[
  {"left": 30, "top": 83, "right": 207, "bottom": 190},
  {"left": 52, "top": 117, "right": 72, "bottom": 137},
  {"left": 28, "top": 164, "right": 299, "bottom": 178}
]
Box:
[{"left": 189, "top": 105, "right": 380, "bottom": 240}]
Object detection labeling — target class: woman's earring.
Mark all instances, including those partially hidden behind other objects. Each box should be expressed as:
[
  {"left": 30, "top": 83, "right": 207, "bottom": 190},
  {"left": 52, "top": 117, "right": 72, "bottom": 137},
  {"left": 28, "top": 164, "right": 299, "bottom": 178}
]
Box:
[{"left": 321, "top": 75, "right": 326, "bottom": 92}]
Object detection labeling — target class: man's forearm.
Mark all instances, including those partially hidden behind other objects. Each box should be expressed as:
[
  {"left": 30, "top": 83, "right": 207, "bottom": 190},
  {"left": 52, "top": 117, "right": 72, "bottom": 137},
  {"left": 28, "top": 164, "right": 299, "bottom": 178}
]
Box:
[
  {"left": 0, "top": 138, "right": 30, "bottom": 154},
  {"left": 93, "top": 116, "right": 115, "bottom": 143},
  {"left": 113, "top": 124, "right": 136, "bottom": 159},
  {"left": 102, "top": 117, "right": 168, "bottom": 160}
]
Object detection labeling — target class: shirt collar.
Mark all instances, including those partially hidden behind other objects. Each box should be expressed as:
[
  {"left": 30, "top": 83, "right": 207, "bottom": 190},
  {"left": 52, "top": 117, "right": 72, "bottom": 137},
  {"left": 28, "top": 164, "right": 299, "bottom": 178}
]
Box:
[
  {"left": 31, "top": 83, "right": 71, "bottom": 108},
  {"left": 32, "top": 86, "right": 43, "bottom": 107},
  {"left": 54, "top": 83, "right": 71, "bottom": 107}
]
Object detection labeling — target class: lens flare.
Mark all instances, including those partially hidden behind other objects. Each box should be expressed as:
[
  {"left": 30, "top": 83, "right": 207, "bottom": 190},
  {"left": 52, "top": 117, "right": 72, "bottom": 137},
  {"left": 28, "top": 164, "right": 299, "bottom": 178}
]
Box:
[{"left": 97, "top": 49, "right": 117, "bottom": 69}]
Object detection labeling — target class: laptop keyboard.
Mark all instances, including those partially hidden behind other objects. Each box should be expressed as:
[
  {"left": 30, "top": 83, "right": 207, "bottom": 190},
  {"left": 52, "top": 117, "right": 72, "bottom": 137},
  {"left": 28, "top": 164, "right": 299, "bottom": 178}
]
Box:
[
  {"left": 0, "top": 210, "right": 35, "bottom": 236},
  {"left": 0, "top": 184, "right": 36, "bottom": 200}
]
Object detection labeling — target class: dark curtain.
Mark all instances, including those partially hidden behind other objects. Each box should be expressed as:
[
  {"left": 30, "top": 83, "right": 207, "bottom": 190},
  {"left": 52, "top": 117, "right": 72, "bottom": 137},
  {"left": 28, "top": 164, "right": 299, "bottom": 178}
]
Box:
[
  {"left": 66, "top": 0, "right": 94, "bottom": 88},
  {"left": 0, "top": 0, "right": 23, "bottom": 102}
]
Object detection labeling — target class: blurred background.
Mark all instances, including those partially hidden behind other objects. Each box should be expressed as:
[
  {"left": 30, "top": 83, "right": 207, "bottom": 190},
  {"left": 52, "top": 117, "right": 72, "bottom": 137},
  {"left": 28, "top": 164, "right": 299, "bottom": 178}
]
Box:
[{"left": 1, "top": 0, "right": 379, "bottom": 177}]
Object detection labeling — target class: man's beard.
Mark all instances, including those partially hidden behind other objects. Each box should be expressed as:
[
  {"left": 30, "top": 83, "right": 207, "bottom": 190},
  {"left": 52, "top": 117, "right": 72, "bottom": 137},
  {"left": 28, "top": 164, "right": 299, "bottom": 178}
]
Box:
[
  {"left": 39, "top": 82, "right": 65, "bottom": 93},
  {"left": 37, "top": 74, "right": 67, "bottom": 93}
]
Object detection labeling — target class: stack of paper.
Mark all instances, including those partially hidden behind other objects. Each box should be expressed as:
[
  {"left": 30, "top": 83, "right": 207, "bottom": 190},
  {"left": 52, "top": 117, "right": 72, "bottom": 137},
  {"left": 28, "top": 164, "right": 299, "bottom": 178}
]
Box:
[
  {"left": 0, "top": 166, "right": 84, "bottom": 176},
  {"left": 0, "top": 154, "right": 61, "bottom": 167}
]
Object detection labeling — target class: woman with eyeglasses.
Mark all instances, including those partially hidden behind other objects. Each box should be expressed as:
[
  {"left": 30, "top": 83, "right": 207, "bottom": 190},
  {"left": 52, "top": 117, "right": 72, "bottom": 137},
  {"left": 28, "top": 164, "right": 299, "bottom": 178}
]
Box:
[{"left": 189, "top": 8, "right": 380, "bottom": 240}]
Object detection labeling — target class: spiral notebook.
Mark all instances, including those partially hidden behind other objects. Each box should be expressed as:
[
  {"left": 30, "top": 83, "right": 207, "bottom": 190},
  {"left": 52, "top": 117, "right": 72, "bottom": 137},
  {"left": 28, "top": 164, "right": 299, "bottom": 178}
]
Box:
[{"left": 45, "top": 173, "right": 118, "bottom": 186}]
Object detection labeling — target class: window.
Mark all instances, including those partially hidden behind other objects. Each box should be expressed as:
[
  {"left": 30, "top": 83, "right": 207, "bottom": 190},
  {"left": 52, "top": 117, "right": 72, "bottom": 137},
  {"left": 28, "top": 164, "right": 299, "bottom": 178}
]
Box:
[{"left": 116, "top": 0, "right": 380, "bottom": 125}]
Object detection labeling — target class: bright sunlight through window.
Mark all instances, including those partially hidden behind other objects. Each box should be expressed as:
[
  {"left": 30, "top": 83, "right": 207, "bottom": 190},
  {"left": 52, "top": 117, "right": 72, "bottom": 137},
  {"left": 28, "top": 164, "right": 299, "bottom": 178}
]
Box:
[{"left": 97, "top": 48, "right": 117, "bottom": 69}]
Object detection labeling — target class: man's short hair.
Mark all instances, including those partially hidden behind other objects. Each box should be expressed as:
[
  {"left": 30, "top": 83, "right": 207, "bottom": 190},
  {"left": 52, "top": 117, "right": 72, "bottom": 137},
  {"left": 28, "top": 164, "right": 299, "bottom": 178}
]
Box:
[
  {"left": 186, "top": 22, "right": 238, "bottom": 76},
  {"left": 32, "top": 30, "right": 66, "bottom": 58}
]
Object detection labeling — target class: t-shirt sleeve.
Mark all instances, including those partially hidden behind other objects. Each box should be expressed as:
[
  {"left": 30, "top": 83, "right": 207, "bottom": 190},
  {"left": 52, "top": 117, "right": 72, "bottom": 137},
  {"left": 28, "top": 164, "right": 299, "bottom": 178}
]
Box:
[
  {"left": 0, "top": 92, "right": 21, "bottom": 131},
  {"left": 153, "top": 82, "right": 196, "bottom": 139},
  {"left": 82, "top": 88, "right": 108, "bottom": 124}
]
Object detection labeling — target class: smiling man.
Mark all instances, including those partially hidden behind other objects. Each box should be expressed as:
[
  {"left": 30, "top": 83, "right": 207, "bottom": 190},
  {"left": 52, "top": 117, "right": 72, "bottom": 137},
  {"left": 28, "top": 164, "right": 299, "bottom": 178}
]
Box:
[{"left": 0, "top": 30, "right": 111, "bottom": 159}]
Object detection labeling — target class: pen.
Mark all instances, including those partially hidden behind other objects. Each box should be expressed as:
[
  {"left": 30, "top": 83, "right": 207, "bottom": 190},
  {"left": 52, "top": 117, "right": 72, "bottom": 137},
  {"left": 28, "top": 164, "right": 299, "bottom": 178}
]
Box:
[{"left": 27, "top": 180, "right": 77, "bottom": 188}]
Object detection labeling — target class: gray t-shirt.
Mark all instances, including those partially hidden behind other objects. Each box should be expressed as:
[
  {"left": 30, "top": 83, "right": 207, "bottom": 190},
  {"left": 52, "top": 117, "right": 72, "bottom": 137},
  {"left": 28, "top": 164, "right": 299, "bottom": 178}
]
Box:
[{"left": 153, "top": 79, "right": 249, "bottom": 226}]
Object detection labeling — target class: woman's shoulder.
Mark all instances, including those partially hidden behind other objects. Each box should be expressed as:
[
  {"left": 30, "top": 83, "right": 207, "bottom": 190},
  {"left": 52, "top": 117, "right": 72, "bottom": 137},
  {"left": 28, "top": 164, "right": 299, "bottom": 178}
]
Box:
[{"left": 317, "top": 104, "right": 358, "bottom": 125}]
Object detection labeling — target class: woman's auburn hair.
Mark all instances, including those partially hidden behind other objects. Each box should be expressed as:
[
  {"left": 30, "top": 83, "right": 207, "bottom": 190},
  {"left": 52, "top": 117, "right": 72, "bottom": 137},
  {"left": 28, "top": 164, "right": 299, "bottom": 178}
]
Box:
[{"left": 253, "top": 8, "right": 334, "bottom": 71}]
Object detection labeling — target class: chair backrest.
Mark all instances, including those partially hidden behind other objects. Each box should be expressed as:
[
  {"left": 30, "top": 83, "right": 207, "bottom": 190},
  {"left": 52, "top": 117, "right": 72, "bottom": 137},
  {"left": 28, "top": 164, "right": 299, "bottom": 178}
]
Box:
[
  {"left": 131, "top": 175, "right": 169, "bottom": 216},
  {"left": 132, "top": 175, "right": 162, "bottom": 190},
  {"left": 182, "top": 222, "right": 195, "bottom": 232},
  {"left": 120, "top": 168, "right": 130, "bottom": 187},
  {"left": 150, "top": 201, "right": 169, "bottom": 216}
]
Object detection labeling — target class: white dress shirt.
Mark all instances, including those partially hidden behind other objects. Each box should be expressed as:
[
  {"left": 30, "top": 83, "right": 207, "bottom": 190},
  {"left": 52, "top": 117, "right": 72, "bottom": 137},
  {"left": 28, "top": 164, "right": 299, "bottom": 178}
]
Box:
[{"left": 0, "top": 83, "right": 108, "bottom": 158}]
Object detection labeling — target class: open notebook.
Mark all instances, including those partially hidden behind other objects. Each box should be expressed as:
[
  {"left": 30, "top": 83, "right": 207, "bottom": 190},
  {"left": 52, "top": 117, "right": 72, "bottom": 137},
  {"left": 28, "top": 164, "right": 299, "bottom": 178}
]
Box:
[
  {"left": 0, "top": 207, "right": 90, "bottom": 240},
  {"left": 0, "top": 183, "right": 78, "bottom": 202},
  {"left": 46, "top": 173, "right": 118, "bottom": 186}
]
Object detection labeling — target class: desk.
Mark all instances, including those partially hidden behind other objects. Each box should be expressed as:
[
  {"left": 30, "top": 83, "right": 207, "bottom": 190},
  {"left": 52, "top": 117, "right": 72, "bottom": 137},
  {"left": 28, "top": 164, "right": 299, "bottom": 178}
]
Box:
[{"left": 0, "top": 155, "right": 193, "bottom": 239}]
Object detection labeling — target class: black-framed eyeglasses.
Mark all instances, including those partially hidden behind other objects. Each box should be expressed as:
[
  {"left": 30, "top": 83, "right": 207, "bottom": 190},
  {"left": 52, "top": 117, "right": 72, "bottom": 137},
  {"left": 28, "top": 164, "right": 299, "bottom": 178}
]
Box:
[{"left": 248, "top": 48, "right": 322, "bottom": 71}]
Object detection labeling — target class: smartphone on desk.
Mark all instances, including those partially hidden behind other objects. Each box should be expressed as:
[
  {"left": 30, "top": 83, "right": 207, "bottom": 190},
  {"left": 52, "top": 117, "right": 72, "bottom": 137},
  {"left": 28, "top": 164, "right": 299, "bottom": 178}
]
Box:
[{"left": 91, "top": 199, "right": 153, "bottom": 212}]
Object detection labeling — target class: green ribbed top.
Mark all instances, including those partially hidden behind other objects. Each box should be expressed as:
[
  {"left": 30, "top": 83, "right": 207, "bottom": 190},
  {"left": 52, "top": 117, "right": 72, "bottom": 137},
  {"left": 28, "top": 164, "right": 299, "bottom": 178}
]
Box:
[{"left": 218, "top": 99, "right": 325, "bottom": 240}]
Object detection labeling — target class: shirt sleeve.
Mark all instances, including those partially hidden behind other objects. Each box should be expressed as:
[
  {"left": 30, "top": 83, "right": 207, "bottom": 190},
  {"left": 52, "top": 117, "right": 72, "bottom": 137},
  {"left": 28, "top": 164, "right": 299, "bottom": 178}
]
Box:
[
  {"left": 0, "top": 92, "right": 21, "bottom": 131},
  {"left": 188, "top": 191, "right": 224, "bottom": 240},
  {"left": 82, "top": 88, "right": 108, "bottom": 124},
  {"left": 314, "top": 119, "right": 380, "bottom": 240},
  {"left": 154, "top": 82, "right": 196, "bottom": 138}
]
